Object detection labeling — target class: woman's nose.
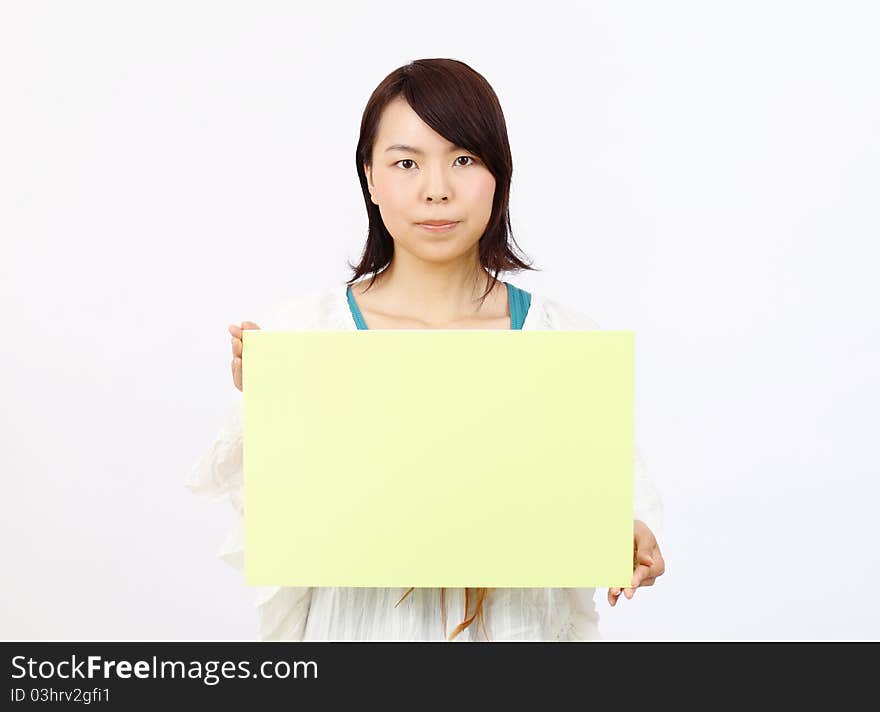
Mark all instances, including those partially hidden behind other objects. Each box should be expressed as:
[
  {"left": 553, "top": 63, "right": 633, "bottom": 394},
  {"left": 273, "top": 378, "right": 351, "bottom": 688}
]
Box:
[{"left": 423, "top": 165, "right": 451, "bottom": 202}]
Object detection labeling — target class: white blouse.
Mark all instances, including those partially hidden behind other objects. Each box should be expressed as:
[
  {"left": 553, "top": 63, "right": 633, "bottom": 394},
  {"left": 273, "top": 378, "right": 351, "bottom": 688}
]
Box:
[{"left": 186, "top": 282, "right": 664, "bottom": 642}]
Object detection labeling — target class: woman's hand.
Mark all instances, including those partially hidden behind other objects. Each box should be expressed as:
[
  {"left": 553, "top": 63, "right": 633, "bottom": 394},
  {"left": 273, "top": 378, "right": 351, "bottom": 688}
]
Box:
[
  {"left": 228, "top": 321, "right": 260, "bottom": 391},
  {"left": 608, "top": 519, "right": 665, "bottom": 606}
]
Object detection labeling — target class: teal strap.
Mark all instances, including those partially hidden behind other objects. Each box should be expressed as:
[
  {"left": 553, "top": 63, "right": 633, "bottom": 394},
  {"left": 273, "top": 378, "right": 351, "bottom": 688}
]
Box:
[
  {"left": 346, "top": 285, "right": 369, "bottom": 330},
  {"left": 506, "top": 282, "right": 532, "bottom": 330},
  {"left": 347, "top": 282, "right": 531, "bottom": 330}
]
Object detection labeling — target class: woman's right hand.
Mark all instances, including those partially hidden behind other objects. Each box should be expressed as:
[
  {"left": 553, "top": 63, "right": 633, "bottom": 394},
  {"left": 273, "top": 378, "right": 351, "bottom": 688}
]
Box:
[{"left": 228, "top": 321, "right": 260, "bottom": 391}]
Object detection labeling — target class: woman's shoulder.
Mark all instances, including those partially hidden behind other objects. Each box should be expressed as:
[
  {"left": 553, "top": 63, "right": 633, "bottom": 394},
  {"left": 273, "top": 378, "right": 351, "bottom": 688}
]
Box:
[
  {"left": 519, "top": 286, "right": 603, "bottom": 331},
  {"left": 258, "top": 284, "right": 349, "bottom": 330}
]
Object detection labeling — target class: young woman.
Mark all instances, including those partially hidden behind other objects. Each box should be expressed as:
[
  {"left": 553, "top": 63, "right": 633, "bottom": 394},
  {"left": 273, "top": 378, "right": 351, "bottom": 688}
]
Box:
[{"left": 188, "top": 58, "right": 665, "bottom": 641}]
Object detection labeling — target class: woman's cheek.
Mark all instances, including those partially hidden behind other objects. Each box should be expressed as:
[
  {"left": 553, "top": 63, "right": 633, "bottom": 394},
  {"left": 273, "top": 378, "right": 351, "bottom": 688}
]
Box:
[{"left": 467, "top": 171, "right": 496, "bottom": 202}]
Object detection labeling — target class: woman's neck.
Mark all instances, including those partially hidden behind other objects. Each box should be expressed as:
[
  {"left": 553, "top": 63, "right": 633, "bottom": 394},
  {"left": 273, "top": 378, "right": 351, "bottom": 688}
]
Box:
[{"left": 360, "top": 253, "right": 500, "bottom": 323}]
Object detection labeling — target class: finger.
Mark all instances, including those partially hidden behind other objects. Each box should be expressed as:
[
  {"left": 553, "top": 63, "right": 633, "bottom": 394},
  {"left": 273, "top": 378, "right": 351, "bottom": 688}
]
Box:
[
  {"left": 639, "top": 577, "right": 656, "bottom": 587},
  {"left": 232, "top": 336, "right": 242, "bottom": 358},
  {"left": 633, "top": 525, "right": 657, "bottom": 558},
  {"left": 633, "top": 537, "right": 654, "bottom": 561},
  {"left": 640, "top": 549, "right": 664, "bottom": 579},
  {"left": 637, "top": 551, "right": 655, "bottom": 567},
  {"left": 608, "top": 588, "right": 622, "bottom": 606},
  {"left": 228, "top": 324, "right": 241, "bottom": 338},
  {"left": 653, "top": 552, "right": 666, "bottom": 578},
  {"left": 630, "top": 562, "right": 653, "bottom": 590},
  {"left": 233, "top": 357, "right": 242, "bottom": 390},
  {"left": 624, "top": 587, "right": 635, "bottom": 599},
  {"left": 631, "top": 562, "right": 653, "bottom": 587}
]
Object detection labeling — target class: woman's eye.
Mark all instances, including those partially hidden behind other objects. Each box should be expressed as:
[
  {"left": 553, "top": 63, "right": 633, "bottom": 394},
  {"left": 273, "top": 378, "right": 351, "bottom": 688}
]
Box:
[{"left": 394, "top": 156, "right": 477, "bottom": 170}]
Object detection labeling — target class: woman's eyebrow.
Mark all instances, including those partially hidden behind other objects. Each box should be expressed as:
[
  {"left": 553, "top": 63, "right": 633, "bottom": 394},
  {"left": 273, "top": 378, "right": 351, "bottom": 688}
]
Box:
[{"left": 384, "top": 143, "right": 466, "bottom": 155}]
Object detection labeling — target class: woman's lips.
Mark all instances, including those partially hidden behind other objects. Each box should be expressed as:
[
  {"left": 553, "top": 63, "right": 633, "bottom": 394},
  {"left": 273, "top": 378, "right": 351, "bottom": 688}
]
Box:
[{"left": 417, "top": 221, "right": 459, "bottom": 233}]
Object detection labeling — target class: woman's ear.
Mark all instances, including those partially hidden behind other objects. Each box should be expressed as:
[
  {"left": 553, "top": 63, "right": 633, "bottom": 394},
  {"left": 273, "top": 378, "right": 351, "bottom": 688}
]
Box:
[{"left": 364, "top": 163, "right": 378, "bottom": 205}]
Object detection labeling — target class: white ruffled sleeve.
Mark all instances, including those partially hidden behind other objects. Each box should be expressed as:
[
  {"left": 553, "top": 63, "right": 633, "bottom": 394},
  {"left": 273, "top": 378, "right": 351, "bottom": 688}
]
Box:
[
  {"left": 184, "top": 389, "right": 248, "bottom": 569},
  {"left": 185, "top": 305, "right": 313, "bottom": 641}
]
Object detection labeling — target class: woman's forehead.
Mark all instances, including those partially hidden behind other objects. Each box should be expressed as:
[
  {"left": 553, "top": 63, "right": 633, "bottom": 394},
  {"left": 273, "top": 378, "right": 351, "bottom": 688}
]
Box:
[{"left": 376, "top": 99, "right": 460, "bottom": 153}]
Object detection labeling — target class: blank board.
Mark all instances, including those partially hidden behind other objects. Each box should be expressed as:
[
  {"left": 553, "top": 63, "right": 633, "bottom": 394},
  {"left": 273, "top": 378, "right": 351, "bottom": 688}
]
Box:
[{"left": 242, "top": 329, "right": 634, "bottom": 588}]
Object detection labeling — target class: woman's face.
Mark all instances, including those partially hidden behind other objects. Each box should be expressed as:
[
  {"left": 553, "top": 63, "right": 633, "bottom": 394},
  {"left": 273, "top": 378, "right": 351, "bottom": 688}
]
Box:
[{"left": 364, "top": 96, "right": 497, "bottom": 265}]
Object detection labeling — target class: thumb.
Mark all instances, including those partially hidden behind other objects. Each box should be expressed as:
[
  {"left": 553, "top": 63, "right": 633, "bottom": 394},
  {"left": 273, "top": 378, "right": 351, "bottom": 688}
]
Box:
[{"left": 241, "top": 321, "right": 260, "bottom": 330}]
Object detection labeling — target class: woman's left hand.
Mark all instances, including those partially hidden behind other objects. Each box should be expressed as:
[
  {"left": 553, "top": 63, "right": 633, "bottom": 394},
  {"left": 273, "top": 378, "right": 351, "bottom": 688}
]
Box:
[{"left": 608, "top": 519, "right": 665, "bottom": 606}]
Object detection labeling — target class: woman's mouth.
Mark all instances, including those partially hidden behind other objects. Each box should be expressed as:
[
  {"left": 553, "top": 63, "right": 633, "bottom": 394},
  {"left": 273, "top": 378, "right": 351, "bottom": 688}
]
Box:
[{"left": 417, "top": 221, "right": 460, "bottom": 233}]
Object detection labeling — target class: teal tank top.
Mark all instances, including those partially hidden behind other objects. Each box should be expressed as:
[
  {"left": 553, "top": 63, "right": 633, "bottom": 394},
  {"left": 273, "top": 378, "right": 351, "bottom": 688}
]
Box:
[{"left": 346, "top": 281, "right": 531, "bottom": 330}]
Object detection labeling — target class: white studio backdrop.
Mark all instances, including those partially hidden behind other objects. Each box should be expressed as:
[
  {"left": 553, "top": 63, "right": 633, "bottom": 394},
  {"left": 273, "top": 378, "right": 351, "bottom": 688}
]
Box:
[{"left": 1, "top": 1, "right": 878, "bottom": 641}]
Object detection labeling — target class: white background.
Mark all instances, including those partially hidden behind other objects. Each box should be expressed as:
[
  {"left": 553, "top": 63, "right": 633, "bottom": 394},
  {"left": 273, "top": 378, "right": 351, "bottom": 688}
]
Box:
[{"left": 2, "top": 1, "right": 878, "bottom": 641}]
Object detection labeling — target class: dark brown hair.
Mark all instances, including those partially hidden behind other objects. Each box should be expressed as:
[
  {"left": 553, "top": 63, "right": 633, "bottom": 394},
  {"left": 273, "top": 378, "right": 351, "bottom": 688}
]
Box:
[{"left": 347, "top": 58, "right": 538, "bottom": 309}]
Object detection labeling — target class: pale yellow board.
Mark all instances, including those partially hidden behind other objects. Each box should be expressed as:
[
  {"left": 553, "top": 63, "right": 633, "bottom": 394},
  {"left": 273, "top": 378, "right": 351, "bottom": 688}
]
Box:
[{"left": 242, "top": 330, "right": 634, "bottom": 588}]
